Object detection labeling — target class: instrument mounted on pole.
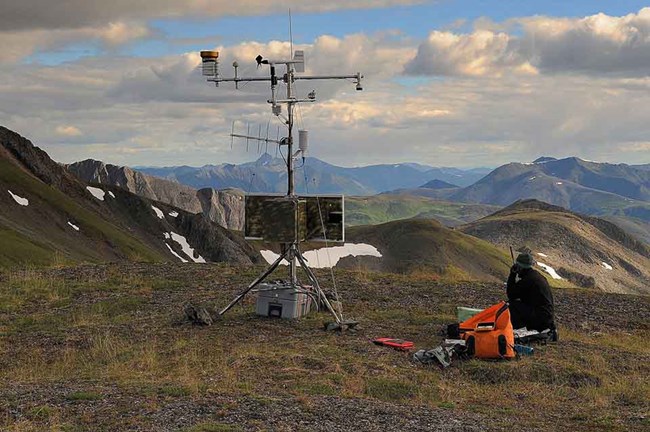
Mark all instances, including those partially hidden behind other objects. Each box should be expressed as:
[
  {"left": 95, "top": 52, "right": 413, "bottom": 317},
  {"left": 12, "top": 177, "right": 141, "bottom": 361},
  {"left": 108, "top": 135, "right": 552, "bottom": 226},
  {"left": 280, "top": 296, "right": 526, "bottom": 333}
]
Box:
[{"left": 198, "top": 40, "right": 364, "bottom": 331}]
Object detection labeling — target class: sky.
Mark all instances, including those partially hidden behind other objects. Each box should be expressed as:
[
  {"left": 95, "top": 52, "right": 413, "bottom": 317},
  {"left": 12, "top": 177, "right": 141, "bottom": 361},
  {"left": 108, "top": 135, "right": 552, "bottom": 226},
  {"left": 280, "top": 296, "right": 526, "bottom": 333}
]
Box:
[{"left": 1, "top": 1, "right": 650, "bottom": 168}]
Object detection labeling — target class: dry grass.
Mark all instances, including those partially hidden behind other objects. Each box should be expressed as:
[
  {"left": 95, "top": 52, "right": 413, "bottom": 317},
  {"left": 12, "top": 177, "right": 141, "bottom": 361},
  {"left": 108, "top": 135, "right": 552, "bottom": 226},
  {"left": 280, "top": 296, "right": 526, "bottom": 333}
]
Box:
[{"left": 0, "top": 263, "right": 647, "bottom": 431}]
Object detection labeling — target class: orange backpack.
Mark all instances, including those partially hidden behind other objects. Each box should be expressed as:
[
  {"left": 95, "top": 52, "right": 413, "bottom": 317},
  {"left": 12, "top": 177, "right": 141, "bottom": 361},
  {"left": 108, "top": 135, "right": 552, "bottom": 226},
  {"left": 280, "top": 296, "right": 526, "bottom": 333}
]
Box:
[{"left": 460, "top": 301, "right": 515, "bottom": 360}]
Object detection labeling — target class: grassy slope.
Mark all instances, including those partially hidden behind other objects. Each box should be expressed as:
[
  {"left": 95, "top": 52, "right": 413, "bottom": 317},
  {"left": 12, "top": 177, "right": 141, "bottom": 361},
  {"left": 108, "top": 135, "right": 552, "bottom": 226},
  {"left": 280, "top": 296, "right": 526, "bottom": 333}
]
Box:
[
  {"left": 0, "top": 159, "right": 164, "bottom": 267},
  {"left": 346, "top": 219, "right": 512, "bottom": 281},
  {"left": 0, "top": 229, "right": 54, "bottom": 267},
  {"left": 0, "top": 264, "right": 647, "bottom": 431},
  {"left": 346, "top": 195, "right": 500, "bottom": 227},
  {"left": 459, "top": 206, "right": 650, "bottom": 293}
]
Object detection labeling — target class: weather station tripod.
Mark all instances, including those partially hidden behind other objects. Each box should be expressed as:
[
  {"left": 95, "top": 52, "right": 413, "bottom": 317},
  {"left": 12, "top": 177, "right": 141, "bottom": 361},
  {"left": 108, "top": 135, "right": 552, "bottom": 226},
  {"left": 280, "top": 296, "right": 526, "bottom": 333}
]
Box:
[{"left": 198, "top": 40, "right": 364, "bottom": 330}]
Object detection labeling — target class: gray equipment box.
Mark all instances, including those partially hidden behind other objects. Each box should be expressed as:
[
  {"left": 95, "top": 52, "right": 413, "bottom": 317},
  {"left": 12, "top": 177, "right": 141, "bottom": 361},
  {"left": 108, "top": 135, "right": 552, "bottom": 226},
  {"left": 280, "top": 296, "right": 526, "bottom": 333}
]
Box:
[{"left": 255, "top": 282, "right": 312, "bottom": 319}]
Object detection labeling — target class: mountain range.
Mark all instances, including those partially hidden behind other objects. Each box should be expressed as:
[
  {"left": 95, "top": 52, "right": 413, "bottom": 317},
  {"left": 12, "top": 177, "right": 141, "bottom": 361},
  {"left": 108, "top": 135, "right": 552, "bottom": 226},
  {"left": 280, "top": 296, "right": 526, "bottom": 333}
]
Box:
[
  {"left": 392, "top": 156, "right": 650, "bottom": 224},
  {"left": 136, "top": 154, "right": 490, "bottom": 195},
  {"left": 67, "top": 159, "right": 245, "bottom": 231},
  {"left": 70, "top": 158, "right": 499, "bottom": 230},
  {"left": 3, "top": 125, "right": 650, "bottom": 294},
  {"left": 70, "top": 151, "right": 650, "bottom": 244},
  {"left": 341, "top": 199, "right": 650, "bottom": 294},
  {"left": 0, "top": 127, "right": 259, "bottom": 268}
]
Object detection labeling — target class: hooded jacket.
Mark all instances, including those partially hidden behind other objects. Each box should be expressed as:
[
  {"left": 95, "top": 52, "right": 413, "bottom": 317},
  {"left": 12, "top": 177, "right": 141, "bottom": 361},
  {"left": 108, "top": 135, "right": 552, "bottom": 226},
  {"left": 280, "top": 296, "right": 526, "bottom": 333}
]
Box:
[{"left": 507, "top": 268, "right": 555, "bottom": 329}]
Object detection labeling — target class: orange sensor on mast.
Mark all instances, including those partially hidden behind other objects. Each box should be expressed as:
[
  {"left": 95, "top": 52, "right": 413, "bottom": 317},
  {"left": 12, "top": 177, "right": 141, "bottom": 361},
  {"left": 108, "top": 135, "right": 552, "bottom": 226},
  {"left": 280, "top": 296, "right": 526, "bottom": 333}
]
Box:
[
  {"left": 200, "top": 51, "right": 220, "bottom": 81},
  {"left": 200, "top": 50, "right": 219, "bottom": 59}
]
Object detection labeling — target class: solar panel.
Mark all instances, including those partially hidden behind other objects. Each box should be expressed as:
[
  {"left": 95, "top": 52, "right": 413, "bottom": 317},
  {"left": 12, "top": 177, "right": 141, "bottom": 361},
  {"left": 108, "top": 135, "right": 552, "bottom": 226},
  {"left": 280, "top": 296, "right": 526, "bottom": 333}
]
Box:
[{"left": 245, "top": 194, "right": 344, "bottom": 242}]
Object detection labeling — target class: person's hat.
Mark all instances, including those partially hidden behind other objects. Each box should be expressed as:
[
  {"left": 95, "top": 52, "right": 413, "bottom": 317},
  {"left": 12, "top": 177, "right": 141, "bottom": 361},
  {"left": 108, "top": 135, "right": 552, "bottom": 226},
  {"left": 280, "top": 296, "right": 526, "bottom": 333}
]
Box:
[{"left": 516, "top": 253, "right": 535, "bottom": 269}]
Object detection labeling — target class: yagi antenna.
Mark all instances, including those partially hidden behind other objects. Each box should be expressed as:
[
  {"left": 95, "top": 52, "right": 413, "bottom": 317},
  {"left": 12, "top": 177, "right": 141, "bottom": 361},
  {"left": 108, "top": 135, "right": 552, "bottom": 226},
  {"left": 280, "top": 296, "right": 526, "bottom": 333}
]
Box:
[{"left": 266, "top": 121, "right": 271, "bottom": 153}]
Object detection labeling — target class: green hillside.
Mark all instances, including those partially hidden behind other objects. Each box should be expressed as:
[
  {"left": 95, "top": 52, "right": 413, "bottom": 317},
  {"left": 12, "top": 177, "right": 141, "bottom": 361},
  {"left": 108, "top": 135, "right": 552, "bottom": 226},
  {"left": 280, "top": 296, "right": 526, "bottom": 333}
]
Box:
[
  {"left": 344, "top": 218, "right": 512, "bottom": 281},
  {"left": 0, "top": 228, "right": 54, "bottom": 267},
  {"left": 346, "top": 195, "right": 500, "bottom": 227},
  {"left": 0, "top": 159, "right": 165, "bottom": 267}
]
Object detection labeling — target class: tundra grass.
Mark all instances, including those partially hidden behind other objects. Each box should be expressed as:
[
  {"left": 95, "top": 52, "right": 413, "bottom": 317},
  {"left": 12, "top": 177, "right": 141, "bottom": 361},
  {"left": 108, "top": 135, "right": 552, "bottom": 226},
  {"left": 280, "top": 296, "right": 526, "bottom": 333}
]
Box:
[{"left": 0, "top": 264, "right": 647, "bottom": 431}]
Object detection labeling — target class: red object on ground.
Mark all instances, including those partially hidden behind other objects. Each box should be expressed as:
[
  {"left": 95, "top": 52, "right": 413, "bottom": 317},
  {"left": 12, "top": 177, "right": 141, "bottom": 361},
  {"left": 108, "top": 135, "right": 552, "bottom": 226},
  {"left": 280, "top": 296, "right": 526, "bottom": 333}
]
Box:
[{"left": 372, "top": 338, "right": 415, "bottom": 351}]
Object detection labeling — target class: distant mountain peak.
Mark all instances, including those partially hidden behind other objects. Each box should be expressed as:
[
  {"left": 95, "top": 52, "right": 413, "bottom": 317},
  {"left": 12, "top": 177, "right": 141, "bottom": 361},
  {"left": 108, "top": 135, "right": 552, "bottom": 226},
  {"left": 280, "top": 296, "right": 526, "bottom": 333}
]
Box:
[
  {"left": 420, "top": 179, "right": 459, "bottom": 189},
  {"left": 496, "top": 199, "right": 570, "bottom": 215},
  {"left": 533, "top": 157, "right": 558, "bottom": 164},
  {"left": 255, "top": 153, "right": 274, "bottom": 165}
]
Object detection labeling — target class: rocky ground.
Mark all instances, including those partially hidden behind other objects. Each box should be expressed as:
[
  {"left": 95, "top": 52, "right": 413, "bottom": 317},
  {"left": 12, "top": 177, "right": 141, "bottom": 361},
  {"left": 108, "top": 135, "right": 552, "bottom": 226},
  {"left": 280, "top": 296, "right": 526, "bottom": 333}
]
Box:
[{"left": 0, "top": 263, "right": 648, "bottom": 431}]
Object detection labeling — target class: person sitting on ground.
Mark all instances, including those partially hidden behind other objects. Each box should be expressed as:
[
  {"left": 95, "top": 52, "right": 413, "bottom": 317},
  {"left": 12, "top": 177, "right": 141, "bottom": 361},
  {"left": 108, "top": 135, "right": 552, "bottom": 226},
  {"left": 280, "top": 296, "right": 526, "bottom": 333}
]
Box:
[{"left": 507, "top": 253, "right": 558, "bottom": 340}]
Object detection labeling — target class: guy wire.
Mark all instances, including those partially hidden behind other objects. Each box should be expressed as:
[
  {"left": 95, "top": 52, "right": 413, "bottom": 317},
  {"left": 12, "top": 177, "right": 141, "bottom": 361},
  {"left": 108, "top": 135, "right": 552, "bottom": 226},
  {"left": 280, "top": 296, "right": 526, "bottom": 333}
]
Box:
[{"left": 302, "top": 163, "right": 343, "bottom": 318}]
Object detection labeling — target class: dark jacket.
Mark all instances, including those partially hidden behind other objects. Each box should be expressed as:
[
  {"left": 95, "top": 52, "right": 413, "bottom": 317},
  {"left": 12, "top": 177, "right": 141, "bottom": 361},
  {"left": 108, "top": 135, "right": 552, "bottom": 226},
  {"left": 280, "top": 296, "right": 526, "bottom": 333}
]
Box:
[{"left": 507, "top": 268, "right": 555, "bottom": 329}]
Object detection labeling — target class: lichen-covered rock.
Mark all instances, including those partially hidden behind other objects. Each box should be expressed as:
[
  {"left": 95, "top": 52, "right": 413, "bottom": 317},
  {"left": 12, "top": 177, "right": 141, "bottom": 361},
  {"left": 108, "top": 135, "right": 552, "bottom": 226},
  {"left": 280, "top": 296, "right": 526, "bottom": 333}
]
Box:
[{"left": 184, "top": 303, "right": 213, "bottom": 326}]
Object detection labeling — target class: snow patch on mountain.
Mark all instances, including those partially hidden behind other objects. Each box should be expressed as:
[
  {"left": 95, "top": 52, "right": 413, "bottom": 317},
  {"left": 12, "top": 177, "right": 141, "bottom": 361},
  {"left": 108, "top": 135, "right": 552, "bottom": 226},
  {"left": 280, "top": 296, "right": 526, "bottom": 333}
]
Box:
[
  {"left": 86, "top": 186, "right": 105, "bottom": 201},
  {"left": 152, "top": 205, "right": 164, "bottom": 219},
  {"left": 165, "top": 242, "right": 188, "bottom": 263},
  {"left": 8, "top": 190, "right": 28, "bottom": 206},
  {"left": 537, "top": 262, "right": 562, "bottom": 280},
  {"left": 261, "top": 243, "right": 382, "bottom": 269},
  {"left": 167, "top": 232, "right": 206, "bottom": 263}
]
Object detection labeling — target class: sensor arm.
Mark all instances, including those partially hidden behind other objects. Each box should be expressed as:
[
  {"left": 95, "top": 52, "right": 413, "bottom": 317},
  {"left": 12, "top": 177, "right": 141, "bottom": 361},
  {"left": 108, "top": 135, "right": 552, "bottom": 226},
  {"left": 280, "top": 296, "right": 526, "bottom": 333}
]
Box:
[
  {"left": 295, "top": 73, "right": 362, "bottom": 81},
  {"left": 206, "top": 76, "right": 270, "bottom": 84},
  {"left": 295, "top": 73, "right": 363, "bottom": 90}
]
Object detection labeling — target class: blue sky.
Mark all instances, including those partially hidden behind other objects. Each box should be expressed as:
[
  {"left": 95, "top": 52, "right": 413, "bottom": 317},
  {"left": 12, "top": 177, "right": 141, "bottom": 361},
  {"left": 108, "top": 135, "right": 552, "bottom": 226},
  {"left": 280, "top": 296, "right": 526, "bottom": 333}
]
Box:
[
  {"left": 35, "top": 1, "right": 650, "bottom": 64},
  {"left": 3, "top": 1, "right": 650, "bottom": 167}
]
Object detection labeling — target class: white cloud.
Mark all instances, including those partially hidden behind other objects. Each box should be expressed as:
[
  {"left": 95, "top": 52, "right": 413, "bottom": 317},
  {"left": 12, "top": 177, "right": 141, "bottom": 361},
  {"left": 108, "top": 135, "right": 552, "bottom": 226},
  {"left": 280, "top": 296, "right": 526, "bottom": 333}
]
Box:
[
  {"left": 2, "top": 9, "right": 650, "bottom": 168},
  {"left": 405, "top": 30, "right": 535, "bottom": 77},
  {"left": 405, "top": 7, "right": 650, "bottom": 77},
  {"left": 0, "top": 1, "right": 425, "bottom": 31},
  {"left": 0, "top": 1, "right": 423, "bottom": 63},
  {"left": 55, "top": 125, "right": 83, "bottom": 136},
  {"left": 0, "top": 21, "right": 152, "bottom": 63},
  {"left": 100, "top": 21, "right": 151, "bottom": 45},
  {"left": 107, "top": 33, "right": 414, "bottom": 106}
]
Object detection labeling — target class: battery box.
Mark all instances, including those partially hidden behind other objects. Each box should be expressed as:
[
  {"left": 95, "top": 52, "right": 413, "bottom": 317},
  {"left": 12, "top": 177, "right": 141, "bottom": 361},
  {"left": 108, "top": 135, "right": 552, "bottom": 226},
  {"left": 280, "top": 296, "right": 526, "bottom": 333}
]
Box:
[{"left": 255, "top": 282, "right": 312, "bottom": 319}]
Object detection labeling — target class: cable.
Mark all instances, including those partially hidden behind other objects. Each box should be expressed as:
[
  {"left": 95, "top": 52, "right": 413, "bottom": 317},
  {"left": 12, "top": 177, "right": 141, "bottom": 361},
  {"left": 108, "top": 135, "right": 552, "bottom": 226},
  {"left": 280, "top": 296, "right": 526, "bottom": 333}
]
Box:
[
  {"left": 246, "top": 171, "right": 256, "bottom": 194},
  {"left": 278, "top": 141, "right": 288, "bottom": 165},
  {"left": 302, "top": 162, "right": 343, "bottom": 318}
]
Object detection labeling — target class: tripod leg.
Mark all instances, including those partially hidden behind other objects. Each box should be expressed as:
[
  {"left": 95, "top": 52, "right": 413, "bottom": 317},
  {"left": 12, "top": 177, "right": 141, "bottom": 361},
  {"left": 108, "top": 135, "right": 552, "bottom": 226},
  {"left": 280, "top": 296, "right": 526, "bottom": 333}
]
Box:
[
  {"left": 295, "top": 250, "right": 342, "bottom": 324},
  {"left": 219, "top": 250, "right": 288, "bottom": 316}
]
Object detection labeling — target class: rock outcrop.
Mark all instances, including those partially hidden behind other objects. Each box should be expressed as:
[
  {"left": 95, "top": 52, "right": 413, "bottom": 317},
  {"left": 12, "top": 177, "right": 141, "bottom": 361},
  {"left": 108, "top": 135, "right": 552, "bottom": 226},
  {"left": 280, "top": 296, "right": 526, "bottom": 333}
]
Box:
[
  {"left": 68, "top": 159, "right": 203, "bottom": 214},
  {"left": 196, "top": 187, "right": 245, "bottom": 231},
  {"left": 68, "top": 159, "right": 247, "bottom": 231}
]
